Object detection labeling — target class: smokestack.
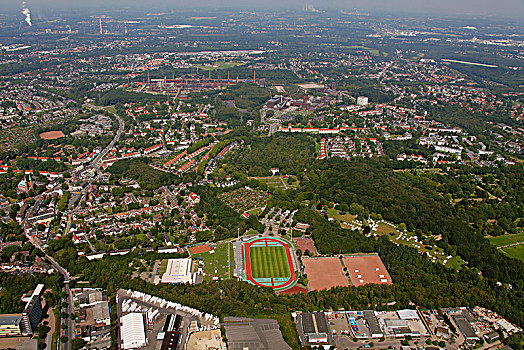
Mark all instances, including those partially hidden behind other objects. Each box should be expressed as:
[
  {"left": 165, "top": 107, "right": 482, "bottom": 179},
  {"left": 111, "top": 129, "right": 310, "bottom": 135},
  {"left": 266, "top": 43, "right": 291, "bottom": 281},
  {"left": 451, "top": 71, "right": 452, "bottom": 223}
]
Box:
[
  {"left": 99, "top": 18, "right": 103, "bottom": 35},
  {"left": 21, "top": 1, "right": 32, "bottom": 27}
]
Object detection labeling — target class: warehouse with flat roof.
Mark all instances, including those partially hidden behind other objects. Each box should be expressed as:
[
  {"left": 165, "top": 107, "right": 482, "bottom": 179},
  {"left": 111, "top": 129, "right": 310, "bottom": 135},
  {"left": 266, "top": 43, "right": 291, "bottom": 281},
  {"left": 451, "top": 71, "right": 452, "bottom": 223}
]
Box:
[
  {"left": 120, "top": 313, "right": 147, "bottom": 349},
  {"left": 301, "top": 312, "right": 329, "bottom": 344},
  {"left": 223, "top": 317, "right": 291, "bottom": 350},
  {"left": 364, "top": 310, "right": 384, "bottom": 338},
  {"left": 161, "top": 258, "right": 194, "bottom": 284}
]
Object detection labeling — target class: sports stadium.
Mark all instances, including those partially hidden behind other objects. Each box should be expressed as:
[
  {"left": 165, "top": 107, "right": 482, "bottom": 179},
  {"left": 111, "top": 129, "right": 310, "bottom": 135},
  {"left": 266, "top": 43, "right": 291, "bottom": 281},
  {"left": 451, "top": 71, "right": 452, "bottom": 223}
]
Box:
[{"left": 236, "top": 237, "right": 298, "bottom": 292}]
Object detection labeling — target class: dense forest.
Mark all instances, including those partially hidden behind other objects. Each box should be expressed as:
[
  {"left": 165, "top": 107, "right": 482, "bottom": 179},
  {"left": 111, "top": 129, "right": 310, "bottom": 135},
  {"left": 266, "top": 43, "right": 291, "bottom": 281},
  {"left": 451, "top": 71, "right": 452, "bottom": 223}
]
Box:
[{"left": 224, "top": 134, "right": 316, "bottom": 176}]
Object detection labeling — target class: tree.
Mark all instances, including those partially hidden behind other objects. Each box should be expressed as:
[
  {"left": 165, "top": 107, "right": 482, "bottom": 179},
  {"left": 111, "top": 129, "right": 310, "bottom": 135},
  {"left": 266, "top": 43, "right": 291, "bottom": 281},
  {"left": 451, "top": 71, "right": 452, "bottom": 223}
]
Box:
[{"left": 71, "top": 338, "right": 86, "bottom": 350}]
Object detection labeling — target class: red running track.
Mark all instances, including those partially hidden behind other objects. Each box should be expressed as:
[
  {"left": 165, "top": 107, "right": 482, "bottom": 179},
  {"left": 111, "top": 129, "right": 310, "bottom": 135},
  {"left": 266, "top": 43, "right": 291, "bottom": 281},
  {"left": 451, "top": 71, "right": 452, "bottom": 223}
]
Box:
[{"left": 243, "top": 237, "right": 296, "bottom": 290}]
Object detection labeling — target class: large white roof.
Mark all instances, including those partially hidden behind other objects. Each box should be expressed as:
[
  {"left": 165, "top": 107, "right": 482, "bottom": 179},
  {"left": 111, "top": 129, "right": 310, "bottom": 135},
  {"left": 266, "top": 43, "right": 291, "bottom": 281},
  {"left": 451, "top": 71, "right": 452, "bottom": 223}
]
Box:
[
  {"left": 161, "top": 258, "right": 193, "bottom": 284},
  {"left": 397, "top": 309, "right": 419, "bottom": 320},
  {"left": 121, "top": 313, "right": 146, "bottom": 349}
]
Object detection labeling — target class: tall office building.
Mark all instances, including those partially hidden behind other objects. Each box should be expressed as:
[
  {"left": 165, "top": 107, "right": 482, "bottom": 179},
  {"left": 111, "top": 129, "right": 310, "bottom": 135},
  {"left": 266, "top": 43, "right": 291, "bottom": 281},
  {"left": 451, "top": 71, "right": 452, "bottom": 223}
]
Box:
[{"left": 21, "top": 284, "right": 44, "bottom": 335}]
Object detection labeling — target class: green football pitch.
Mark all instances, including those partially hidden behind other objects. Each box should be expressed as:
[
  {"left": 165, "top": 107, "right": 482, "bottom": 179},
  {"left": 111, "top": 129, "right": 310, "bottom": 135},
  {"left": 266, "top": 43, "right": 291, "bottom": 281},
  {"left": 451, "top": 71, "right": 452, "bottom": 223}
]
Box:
[{"left": 250, "top": 246, "right": 291, "bottom": 279}]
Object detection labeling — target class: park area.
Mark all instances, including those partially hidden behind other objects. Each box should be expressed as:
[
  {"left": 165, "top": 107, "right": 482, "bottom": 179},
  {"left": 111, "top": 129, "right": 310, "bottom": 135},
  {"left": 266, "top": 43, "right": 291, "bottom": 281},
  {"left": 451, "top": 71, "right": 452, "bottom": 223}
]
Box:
[
  {"left": 251, "top": 176, "right": 299, "bottom": 191},
  {"left": 322, "top": 208, "right": 465, "bottom": 270},
  {"left": 191, "top": 243, "right": 234, "bottom": 282},
  {"left": 488, "top": 233, "right": 524, "bottom": 262},
  {"left": 219, "top": 187, "right": 271, "bottom": 214},
  {"left": 243, "top": 237, "right": 296, "bottom": 291}
]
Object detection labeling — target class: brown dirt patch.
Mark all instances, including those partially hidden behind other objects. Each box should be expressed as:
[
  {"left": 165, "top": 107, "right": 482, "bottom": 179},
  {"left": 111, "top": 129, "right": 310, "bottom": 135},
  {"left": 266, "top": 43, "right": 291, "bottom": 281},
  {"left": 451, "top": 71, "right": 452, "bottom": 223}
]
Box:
[
  {"left": 190, "top": 244, "right": 211, "bottom": 255},
  {"left": 294, "top": 237, "right": 317, "bottom": 256},
  {"left": 39, "top": 131, "right": 65, "bottom": 140},
  {"left": 278, "top": 285, "right": 308, "bottom": 295},
  {"left": 303, "top": 257, "right": 350, "bottom": 291},
  {"left": 343, "top": 255, "right": 393, "bottom": 287}
]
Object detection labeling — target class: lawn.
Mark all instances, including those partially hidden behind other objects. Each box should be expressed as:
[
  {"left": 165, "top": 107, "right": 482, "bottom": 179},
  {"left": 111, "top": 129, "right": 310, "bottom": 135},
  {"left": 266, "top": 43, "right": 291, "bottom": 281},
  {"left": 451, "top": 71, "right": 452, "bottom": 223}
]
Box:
[
  {"left": 500, "top": 244, "right": 524, "bottom": 262},
  {"left": 326, "top": 208, "right": 357, "bottom": 223},
  {"left": 488, "top": 233, "right": 524, "bottom": 247},
  {"left": 376, "top": 222, "right": 398, "bottom": 235},
  {"left": 445, "top": 256, "right": 464, "bottom": 270},
  {"left": 252, "top": 176, "right": 299, "bottom": 190},
  {"left": 159, "top": 259, "right": 168, "bottom": 275},
  {"left": 192, "top": 243, "right": 234, "bottom": 282},
  {"left": 250, "top": 246, "right": 290, "bottom": 279}
]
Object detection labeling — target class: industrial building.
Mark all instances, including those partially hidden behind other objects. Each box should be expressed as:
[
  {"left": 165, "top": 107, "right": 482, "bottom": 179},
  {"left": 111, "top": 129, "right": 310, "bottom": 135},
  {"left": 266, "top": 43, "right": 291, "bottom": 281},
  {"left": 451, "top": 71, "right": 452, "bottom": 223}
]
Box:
[
  {"left": 161, "top": 258, "right": 195, "bottom": 284},
  {"left": 452, "top": 314, "right": 479, "bottom": 345},
  {"left": 378, "top": 310, "right": 429, "bottom": 338},
  {"left": 72, "top": 288, "right": 112, "bottom": 349},
  {"left": 120, "top": 313, "right": 147, "bottom": 349},
  {"left": 301, "top": 312, "right": 329, "bottom": 344},
  {"left": 223, "top": 317, "right": 291, "bottom": 350},
  {"left": 357, "top": 96, "right": 369, "bottom": 106},
  {"left": 159, "top": 314, "right": 183, "bottom": 350},
  {"left": 363, "top": 310, "right": 384, "bottom": 338}
]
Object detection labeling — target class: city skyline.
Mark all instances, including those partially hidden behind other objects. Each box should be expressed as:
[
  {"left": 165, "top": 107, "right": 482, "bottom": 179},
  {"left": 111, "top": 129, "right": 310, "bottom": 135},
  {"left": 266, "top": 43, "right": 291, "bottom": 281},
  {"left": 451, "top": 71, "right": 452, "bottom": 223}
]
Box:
[{"left": 1, "top": 0, "right": 524, "bottom": 19}]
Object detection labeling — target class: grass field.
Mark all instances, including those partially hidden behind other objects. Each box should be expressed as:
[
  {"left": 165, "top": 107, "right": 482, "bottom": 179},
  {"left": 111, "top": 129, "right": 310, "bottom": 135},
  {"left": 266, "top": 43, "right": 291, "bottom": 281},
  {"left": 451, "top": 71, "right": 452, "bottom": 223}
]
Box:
[
  {"left": 251, "top": 176, "right": 299, "bottom": 190},
  {"left": 326, "top": 208, "right": 357, "bottom": 223},
  {"left": 342, "top": 45, "right": 380, "bottom": 56},
  {"left": 488, "top": 233, "right": 524, "bottom": 262},
  {"left": 500, "top": 244, "right": 524, "bottom": 262},
  {"left": 192, "top": 243, "right": 235, "bottom": 282},
  {"left": 159, "top": 259, "right": 168, "bottom": 275},
  {"left": 376, "top": 222, "right": 398, "bottom": 235},
  {"left": 250, "top": 246, "right": 290, "bottom": 279},
  {"left": 488, "top": 233, "right": 524, "bottom": 247}
]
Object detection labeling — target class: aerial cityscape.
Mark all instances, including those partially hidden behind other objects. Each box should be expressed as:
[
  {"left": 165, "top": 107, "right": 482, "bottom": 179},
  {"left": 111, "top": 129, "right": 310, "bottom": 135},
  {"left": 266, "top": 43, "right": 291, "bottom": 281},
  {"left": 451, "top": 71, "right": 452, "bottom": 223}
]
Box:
[{"left": 0, "top": 1, "right": 522, "bottom": 350}]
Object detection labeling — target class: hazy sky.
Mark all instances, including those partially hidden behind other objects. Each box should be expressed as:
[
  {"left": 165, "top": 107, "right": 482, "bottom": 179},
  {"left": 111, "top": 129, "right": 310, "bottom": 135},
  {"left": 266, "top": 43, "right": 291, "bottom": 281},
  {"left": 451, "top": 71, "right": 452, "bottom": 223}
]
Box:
[{"left": 2, "top": 0, "right": 524, "bottom": 18}]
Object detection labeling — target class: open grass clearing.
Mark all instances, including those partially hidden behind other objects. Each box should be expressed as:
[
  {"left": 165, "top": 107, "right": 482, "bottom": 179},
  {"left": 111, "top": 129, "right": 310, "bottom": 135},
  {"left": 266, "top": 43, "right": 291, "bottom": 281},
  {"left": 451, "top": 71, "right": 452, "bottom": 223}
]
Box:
[
  {"left": 251, "top": 176, "right": 299, "bottom": 190},
  {"left": 500, "top": 244, "right": 524, "bottom": 262},
  {"left": 488, "top": 232, "right": 524, "bottom": 247},
  {"left": 192, "top": 242, "right": 234, "bottom": 281}
]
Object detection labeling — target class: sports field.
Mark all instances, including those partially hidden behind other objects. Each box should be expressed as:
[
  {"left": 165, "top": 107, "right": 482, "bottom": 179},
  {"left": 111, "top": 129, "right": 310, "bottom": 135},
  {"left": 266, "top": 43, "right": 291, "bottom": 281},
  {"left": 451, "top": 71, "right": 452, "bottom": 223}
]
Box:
[
  {"left": 250, "top": 246, "right": 291, "bottom": 279},
  {"left": 242, "top": 237, "right": 297, "bottom": 291}
]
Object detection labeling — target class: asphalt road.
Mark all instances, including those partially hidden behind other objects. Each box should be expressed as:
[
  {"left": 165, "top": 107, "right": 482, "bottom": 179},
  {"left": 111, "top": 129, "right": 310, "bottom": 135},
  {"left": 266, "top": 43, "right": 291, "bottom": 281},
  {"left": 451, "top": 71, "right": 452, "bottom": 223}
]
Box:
[{"left": 49, "top": 105, "right": 124, "bottom": 350}]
